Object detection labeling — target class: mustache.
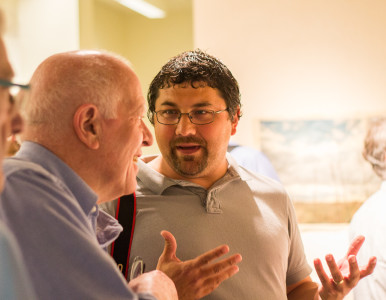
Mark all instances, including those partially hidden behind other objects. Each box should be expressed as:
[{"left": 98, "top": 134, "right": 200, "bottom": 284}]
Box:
[{"left": 171, "top": 136, "right": 206, "bottom": 147}]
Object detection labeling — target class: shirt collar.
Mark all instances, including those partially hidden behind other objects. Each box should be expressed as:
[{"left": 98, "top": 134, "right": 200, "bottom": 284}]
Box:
[
  {"left": 137, "top": 158, "right": 179, "bottom": 195},
  {"left": 15, "top": 141, "right": 98, "bottom": 216},
  {"left": 137, "top": 153, "right": 243, "bottom": 194},
  {"left": 96, "top": 208, "right": 123, "bottom": 248}
]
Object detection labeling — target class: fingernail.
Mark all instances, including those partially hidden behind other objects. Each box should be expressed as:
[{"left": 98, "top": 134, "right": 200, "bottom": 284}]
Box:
[
  {"left": 349, "top": 256, "right": 356, "bottom": 263},
  {"left": 326, "top": 254, "right": 333, "bottom": 262}
]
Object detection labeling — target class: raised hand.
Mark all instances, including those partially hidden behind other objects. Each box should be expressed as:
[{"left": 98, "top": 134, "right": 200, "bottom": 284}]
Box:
[
  {"left": 314, "top": 235, "right": 377, "bottom": 300},
  {"left": 156, "top": 230, "right": 242, "bottom": 300}
]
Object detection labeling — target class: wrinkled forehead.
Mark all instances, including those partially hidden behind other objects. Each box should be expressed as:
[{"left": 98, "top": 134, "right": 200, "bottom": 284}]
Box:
[{"left": 121, "top": 70, "right": 146, "bottom": 113}]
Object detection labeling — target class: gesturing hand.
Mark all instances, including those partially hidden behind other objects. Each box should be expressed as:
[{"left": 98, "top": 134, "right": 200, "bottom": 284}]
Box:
[
  {"left": 314, "top": 235, "right": 377, "bottom": 300},
  {"left": 156, "top": 230, "right": 242, "bottom": 300}
]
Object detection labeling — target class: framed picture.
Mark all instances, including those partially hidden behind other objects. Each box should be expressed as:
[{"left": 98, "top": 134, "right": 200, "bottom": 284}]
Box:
[{"left": 260, "top": 118, "right": 381, "bottom": 222}]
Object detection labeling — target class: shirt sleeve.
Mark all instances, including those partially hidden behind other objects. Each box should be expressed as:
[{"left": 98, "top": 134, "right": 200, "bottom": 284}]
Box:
[
  {"left": 285, "top": 194, "right": 312, "bottom": 286},
  {"left": 0, "top": 167, "right": 155, "bottom": 300}
]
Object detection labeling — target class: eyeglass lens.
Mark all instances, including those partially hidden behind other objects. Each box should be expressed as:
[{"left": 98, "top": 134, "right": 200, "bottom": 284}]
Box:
[{"left": 157, "top": 110, "right": 216, "bottom": 125}]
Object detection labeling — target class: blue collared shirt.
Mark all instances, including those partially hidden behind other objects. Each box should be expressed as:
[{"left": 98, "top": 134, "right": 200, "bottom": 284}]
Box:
[
  {"left": 0, "top": 141, "right": 155, "bottom": 300},
  {"left": 0, "top": 219, "right": 37, "bottom": 300}
]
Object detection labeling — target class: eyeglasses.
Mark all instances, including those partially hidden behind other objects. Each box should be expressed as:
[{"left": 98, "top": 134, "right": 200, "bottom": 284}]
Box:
[
  {"left": 0, "top": 79, "right": 30, "bottom": 110},
  {"left": 0, "top": 79, "right": 30, "bottom": 90},
  {"left": 155, "top": 108, "right": 228, "bottom": 125}
]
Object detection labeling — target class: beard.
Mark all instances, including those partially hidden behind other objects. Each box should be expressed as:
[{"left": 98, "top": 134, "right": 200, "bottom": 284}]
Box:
[{"left": 167, "top": 136, "right": 209, "bottom": 177}]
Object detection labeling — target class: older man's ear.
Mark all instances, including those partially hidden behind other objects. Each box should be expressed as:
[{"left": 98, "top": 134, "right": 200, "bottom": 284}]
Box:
[{"left": 73, "top": 103, "right": 101, "bottom": 150}]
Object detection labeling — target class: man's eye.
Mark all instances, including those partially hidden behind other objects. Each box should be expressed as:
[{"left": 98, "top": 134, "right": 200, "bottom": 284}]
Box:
[
  {"left": 192, "top": 110, "right": 209, "bottom": 116},
  {"left": 162, "top": 110, "right": 179, "bottom": 116}
]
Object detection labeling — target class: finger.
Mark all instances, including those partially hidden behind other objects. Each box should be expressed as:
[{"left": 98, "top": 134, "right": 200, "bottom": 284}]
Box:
[
  {"left": 314, "top": 258, "right": 332, "bottom": 289},
  {"left": 346, "top": 255, "right": 360, "bottom": 287},
  {"left": 360, "top": 256, "right": 377, "bottom": 278},
  {"left": 325, "top": 254, "right": 344, "bottom": 283},
  {"left": 193, "top": 244, "right": 231, "bottom": 267},
  {"left": 160, "top": 230, "right": 177, "bottom": 260},
  {"left": 199, "top": 253, "right": 242, "bottom": 278},
  {"left": 346, "top": 235, "right": 365, "bottom": 257},
  {"left": 197, "top": 265, "right": 240, "bottom": 298}
]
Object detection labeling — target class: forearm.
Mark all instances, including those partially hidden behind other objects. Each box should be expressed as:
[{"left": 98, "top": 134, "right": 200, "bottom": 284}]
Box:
[{"left": 287, "top": 281, "right": 319, "bottom": 300}]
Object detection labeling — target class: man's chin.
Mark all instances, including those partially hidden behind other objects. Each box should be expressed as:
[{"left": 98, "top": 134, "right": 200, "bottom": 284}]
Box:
[
  {"left": 125, "top": 181, "right": 136, "bottom": 195},
  {"left": 173, "top": 159, "right": 207, "bottom": 178}
]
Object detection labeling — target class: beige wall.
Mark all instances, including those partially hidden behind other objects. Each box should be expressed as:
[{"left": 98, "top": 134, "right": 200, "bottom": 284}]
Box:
[
  {"left": 194, "top": 0, "right": 386, "bottom": 148},
  {"left": 2, "top": 0, "right": 79, "bottom": 82},
  {"left": 79, "top": 0, "right": 193, "bottom": 155}
]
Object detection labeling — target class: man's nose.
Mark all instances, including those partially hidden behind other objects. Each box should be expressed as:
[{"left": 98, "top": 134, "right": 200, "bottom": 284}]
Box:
[
  {"left": 10, "top": 112, "right": 23, "bottom": 135},
  {"left": 141, "top": 119, "right": 153, "bottom": 147},
  {"left": 175, "top": 113, "right": 196, "bottom": 136}
]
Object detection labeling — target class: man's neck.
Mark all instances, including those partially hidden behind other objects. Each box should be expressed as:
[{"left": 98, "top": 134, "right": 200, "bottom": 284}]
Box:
[{"left": 147, "top": 155, "right": 228, "bottom": 189}]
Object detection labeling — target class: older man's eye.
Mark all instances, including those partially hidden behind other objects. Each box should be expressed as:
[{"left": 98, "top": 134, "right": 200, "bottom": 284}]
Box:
[
  {"left": 8, "top": 94, "right": 15, "bottom": 112},
  {"left": 9, "top": 94, "right": 14, "bottom": 104}
]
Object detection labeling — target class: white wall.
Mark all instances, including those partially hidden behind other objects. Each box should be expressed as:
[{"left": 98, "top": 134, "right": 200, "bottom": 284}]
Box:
[
  {"left": 2, "top": 0, "right": 79, "bottom": 83},
  {"left": 194, "top": 0, "right": 386, "bottom": 148}
]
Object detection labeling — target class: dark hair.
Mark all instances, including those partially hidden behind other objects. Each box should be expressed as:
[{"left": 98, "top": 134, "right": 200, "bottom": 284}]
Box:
[{"left": 147, "top": 49, "right": 241, "bottom": 124}]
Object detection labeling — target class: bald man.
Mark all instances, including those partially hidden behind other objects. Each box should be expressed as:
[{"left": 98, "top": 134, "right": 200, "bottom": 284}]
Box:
[{"left": 0, "top": 50, "right": 241, "bottom": 300}]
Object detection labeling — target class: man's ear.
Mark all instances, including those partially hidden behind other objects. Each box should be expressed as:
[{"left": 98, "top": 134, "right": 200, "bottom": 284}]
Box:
[
  {"left": 73, "top": 104, "right": 101, "bottom": 150},
  {"left": 231, "top": 106, "right": 240, "bottom": 136}
]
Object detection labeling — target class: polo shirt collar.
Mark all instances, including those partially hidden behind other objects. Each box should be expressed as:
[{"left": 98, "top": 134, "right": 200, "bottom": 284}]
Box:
[
  {"left": 137, "top": 153, "right": 243, "bottom": 194},
  {"left": 137, "top": 157, "right": 179, "bottom": 195}
]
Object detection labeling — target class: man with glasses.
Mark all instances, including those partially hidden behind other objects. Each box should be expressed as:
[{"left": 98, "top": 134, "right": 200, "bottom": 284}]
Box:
[
  {"left": 0, "top": 8, "right": 37, "bottom": 299},
  {"left": 102, "top": 49, "right": 376, "bottom": 299}
]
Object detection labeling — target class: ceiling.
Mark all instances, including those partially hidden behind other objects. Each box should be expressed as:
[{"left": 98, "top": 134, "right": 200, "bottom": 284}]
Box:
[{"left": 96, "top": 0, "right": 192, "bottom": 16}]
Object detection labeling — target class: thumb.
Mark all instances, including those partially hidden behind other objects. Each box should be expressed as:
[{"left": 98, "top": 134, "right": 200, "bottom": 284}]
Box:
[{"left": 160, "top": 230, "right": 177, "bottom": 261}]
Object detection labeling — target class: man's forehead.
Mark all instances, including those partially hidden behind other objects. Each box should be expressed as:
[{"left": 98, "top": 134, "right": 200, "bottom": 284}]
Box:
[
  {"left": 125, "top": 94, "right": 146, "bottom": 114},
  {"left": 156, "top": 85, "right": 224, "bottom": 106},
  {"left": 0, "top": 38, "right": 14, "bottom": 80}
]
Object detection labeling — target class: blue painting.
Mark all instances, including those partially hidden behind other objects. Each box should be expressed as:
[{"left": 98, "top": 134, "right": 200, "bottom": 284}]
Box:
[{"left": 260, "top": 119, "right": 381, "bottom": 203}]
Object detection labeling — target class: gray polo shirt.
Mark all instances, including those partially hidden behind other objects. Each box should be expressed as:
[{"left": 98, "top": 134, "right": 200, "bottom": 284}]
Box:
[
  {"left": 0, "top": 141, "right": 156, "bottom": 300},
  {"left": 102, "top": 154, "right": 311, "bottom": 299}
]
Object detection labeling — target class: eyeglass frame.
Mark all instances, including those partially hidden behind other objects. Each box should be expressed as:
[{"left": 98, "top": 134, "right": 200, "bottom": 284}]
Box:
[
  {"left": 0, "top": 79, "right": 30, "bottom": 90},
  {"left": 155, "top": 108, "right": 229, "bottom": 125}
]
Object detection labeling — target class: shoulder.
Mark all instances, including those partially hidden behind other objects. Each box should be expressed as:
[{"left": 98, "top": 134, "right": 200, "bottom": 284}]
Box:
[
  {"left": 1, "top": 158, "right": 78, "bottom": 218},
  {"left": 228, "top": 164, "right": 292, "bottom": 220},
  {"left": 4, "top": 157, "right": 60, "bottom": 185},
  {"left": 235, "top": 163, "right": 285, "bottom": 194},
  {"left": 351, "top": 188, "right": 386, "bottom": 225}
]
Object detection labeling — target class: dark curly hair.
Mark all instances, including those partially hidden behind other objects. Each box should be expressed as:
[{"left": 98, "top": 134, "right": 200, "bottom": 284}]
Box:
[{"left": 147, "top": 49, "right": 241, "bottom": 124}]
